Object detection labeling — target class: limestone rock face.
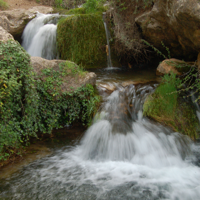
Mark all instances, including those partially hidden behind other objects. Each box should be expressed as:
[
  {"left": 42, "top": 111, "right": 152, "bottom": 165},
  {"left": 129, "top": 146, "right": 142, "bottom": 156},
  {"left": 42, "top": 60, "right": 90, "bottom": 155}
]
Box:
[
  {"left": 135, "top": 0, "right": 200, "bottom": 58},
  {"left": 31, "top": 57, "right": 97, "bottom": 93},
  {"left": 0, "top": 26, "right": 14, "bottom": 42},
  {"left": 0, "top": 6, "right": 53, "bottom": 38}
]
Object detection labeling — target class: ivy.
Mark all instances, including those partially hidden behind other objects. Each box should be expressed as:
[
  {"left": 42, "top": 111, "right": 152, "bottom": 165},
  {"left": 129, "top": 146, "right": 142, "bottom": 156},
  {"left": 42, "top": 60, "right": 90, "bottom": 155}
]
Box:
[
  {"left": 0, "top": 40, "right": 100, "bottom": 161},
  {"left": 0, "top": 40, "right": 38, "bottom": 161}
]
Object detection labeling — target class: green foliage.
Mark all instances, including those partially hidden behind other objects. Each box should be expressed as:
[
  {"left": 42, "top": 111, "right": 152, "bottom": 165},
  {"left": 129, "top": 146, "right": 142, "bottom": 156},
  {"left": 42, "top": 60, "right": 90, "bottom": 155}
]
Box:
[
  {"left": 144, "top": 73, "right": 180, "bottom": 117},
  {"left": 57, "top": 14, "right": 107, "bottom": 67},
  {"left": 0, "top": 40, "right": 38, "bottom": 161},
  {"left": 35, "top": 61, "right": 99, "bottom": 132},
  {"left": 82, "top": 0, "right": 107, "bottom": 13},
  {"left": 143, "top": 72, "right": 199, "bottom": 140},
  {"left": 142, "top": 39, "right": 170, "bottom": 59},
  {"left": 0, "top": 41, "right": 100, "bottom": 161},
  {"left": 55, "top": 0, "right": 63, "bottom": 8},
  {"left": 0, "top": 0, "right": 8, "bottom": 10}
]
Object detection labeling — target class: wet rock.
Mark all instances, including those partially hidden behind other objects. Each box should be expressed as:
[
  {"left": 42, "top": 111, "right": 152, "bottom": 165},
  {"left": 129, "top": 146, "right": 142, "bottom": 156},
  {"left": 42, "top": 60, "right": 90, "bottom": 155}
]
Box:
[
  {"left": 0, "top": 6, "right": 53, "bottom": 38},
  {"left": 98, "top": 83, "right": 116, "bottom": 93},
  {"left": 31, "top": 57, "right": 97, "bottom": 93},
  {"left": 135, "top": 0, "right": 200, "bottom": 58},
  {"left": 156, "top": 58, "right": 192, "bottom": 76}
]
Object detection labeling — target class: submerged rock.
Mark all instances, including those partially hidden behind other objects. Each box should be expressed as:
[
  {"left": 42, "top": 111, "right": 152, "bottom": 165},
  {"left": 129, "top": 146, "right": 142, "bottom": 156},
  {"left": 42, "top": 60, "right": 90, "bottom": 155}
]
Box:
[
  {"left": 135, "top": 0, "right": 200, "bottom": 59},
  {"left": 0, "top": 6, "right": 53, "bottom": 38}
]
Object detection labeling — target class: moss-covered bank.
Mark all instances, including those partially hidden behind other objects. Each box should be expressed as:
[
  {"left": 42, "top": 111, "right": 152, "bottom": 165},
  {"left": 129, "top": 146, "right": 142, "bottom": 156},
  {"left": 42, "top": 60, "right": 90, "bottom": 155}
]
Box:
[
  {"left": 0, "top": 39, "right": 100, "bottom": 161},
  {"left": 57, "top": 13, "right": 107, "bottom": 68},
  {"left": 143, "top": 74, "right": 200, "bottom": 140}
]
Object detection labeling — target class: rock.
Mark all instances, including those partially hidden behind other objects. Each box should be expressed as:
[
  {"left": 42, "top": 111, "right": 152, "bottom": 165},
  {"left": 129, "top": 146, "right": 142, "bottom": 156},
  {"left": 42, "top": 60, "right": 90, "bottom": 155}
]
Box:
[
  {"left": 0, "top": 26, "right": 14, "bottom": 42},
  {"left": 98, "top": 83, "right": 116, "bottom": 93},
  {"left": 135, "top": 0, "right": 200, "bottom": 58},
  {"left": 31, "top": 57, "right": 96, "bottom": 93},
  {"left": 0, "top": 6, "right": 53, "bottom": 38},
  {"left": 156, "top": 58, "right": 193, "bottom": 76}
]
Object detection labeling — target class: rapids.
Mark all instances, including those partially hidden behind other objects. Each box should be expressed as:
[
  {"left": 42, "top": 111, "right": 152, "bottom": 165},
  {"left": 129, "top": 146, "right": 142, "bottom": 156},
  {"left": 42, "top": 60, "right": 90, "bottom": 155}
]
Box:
[{"left": 1, "top": 71, "right": 200, "bottom": 199}]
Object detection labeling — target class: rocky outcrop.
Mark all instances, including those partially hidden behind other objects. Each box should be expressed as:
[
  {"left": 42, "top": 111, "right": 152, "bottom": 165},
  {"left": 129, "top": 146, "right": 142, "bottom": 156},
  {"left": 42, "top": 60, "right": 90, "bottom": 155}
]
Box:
[
  {"left": 156, "top": 58, "right": 194, "bottom": 76},
  {"left": 0, "top": 6, "right": 53, "bottom": 38},
  {"left": 31, "top": 57, "right": 96, "bottom": 93},
  {"left": 0, "top": 26, "right": 14, "bottom": 42},
  {"left": 135, "top": 0, "right": 200, "bottom": 59}
]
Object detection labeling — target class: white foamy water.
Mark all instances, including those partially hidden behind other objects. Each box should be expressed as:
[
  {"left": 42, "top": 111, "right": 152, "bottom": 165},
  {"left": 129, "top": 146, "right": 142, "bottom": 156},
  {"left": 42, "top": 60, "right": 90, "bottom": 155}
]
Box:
[
  {"left": 1, "top": 84, "right": 200, "bottom": 200},
  {"left": 22, "top": 13, "right": 59, "bottom": 60}
]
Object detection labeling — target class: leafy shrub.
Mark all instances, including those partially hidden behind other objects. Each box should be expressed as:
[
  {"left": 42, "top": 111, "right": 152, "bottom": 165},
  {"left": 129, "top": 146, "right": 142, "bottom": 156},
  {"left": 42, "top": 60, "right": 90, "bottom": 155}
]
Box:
[
  {"left": 0, "top": 40, "right": 38, "bottom": 161},
  {"left": 0, "top": 41, "right": 100, "bottom": 161}
]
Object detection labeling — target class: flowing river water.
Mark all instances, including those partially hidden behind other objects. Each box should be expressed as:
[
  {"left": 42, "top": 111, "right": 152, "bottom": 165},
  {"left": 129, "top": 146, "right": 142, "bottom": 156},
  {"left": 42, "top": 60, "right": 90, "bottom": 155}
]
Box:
[
  {"left": 1, "top": 68, "right": 200, "bottom": 200},
  {"left": 1, "top": 13, "right": 200, "bottom": 200}
]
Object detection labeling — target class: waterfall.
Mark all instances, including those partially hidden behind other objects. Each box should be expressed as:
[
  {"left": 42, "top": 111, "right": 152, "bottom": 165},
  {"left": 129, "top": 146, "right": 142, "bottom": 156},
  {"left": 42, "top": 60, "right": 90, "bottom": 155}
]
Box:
[
  {"left": 103, "top": 12, "right": 113, "bottom": 68},
  {"left": 2, "top": 83, "right": 200, "bottom": 200},
  {"left": 22, "top": 13, "right": 60, "bottom": 60}
]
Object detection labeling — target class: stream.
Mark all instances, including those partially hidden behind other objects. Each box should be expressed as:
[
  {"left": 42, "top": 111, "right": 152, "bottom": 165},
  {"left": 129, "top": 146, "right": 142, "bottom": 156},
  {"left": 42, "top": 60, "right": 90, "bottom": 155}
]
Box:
[
  {"left": 1, "top": 13, "right": 200, "bottom": 200},
  {"left": 0, "top": 68, "right": 200, "bottom": 200}
]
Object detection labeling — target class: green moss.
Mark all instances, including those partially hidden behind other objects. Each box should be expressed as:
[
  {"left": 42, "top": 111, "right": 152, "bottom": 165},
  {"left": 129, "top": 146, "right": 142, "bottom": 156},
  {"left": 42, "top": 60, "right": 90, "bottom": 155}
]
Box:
[
  {"left": 143, "top": 82, "right": 200, "bottom": 140},
  {"left": 57, "top": 14, "right": 107, "bottom": 68}
]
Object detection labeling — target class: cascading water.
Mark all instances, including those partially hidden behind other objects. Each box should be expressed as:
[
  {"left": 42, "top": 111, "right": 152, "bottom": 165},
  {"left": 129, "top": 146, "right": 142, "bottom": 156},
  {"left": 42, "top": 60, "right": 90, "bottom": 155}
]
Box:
[
  {"left": 1, "top": 81, "right": 200, "bottom": 200},
  {"left": 22, "top": 13, "right": 60, "bottom": 60},
  {"left": 103, "top": 13, "right": 113, "bottom": 68}
]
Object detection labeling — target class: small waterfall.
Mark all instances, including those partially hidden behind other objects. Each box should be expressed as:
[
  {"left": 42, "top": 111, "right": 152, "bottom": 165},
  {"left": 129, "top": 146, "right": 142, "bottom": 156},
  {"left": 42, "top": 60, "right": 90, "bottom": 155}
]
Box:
[
  {"left": 1, "top": 83, "right": 200, "bottom": 200},
  {"left": 103, "top": 12, "right": 113, "bottom": 68},
  {"left": 22, "top": 13, "right": 60, "bottom": 60}
]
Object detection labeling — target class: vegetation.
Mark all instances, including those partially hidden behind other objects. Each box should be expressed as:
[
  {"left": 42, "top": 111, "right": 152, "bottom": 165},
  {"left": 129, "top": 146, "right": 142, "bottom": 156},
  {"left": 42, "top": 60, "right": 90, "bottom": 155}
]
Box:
[
  {"left": 143, "top": 72, "right": 200, "bottom": 140},
  {"left": 107, "top": 0, "right": 154, "bottom": 63},
  {"left": 0, "top": 0, "right": 8, "bottom": 10},
  {"left": 0, "top": 40, "right": 100, "bottom": 161},
  {"left": 57, "top": 13, "right": 107, "bottom": 67}
]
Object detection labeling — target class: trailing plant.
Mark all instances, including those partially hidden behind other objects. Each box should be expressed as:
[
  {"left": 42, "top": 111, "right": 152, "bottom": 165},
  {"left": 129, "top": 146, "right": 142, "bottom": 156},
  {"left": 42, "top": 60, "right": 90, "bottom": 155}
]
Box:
[
  {"left": 35, "top": 61, "right": 100, "bottom": 133},
  {"left": 0, "top": 41, "right": 100, "bottom": 161},
  {"left": 0, "top": 40, "right": 39, "bottom": 161}
]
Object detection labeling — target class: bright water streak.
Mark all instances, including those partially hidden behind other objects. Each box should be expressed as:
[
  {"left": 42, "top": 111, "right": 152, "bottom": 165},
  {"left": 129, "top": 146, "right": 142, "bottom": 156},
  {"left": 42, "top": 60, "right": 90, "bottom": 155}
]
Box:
[
  {"left": 1, "top": 84, "right": 200, "bottom": 200},
  {"left": 22, "top": 13, "right": 59, "bottom": 60}
]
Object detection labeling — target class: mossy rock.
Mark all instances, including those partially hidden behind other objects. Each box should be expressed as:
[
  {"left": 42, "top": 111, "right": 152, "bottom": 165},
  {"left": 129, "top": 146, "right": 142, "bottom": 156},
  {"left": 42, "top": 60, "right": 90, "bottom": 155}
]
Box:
[
  {"left": 57, "top": 14, "right": 107, "bottom": 68},
  {"left": 143, "top": 83, "right": 200, "bottom": 140}
]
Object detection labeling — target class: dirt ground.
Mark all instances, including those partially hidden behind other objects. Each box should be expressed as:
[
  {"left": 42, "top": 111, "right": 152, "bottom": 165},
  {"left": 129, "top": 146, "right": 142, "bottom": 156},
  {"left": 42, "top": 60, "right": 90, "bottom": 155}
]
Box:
[{"left": 4, "top": 0, "right": 47, "bottom": 10}]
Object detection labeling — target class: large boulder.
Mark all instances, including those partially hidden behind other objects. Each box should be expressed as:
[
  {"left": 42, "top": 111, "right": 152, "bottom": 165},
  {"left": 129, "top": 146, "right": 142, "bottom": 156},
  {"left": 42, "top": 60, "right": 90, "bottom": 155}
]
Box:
[
  {"left": 57, "top": 14, "right": 107, "bottom": 67},
  {"left": 31, "top": 57, "right": 97, "bottom": 93},
  {"left": 135, "top": 0, "right": 200, "bottom": 59},
  {"left": 0, "top": 6, "right": 53, "bottom": 38}
]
